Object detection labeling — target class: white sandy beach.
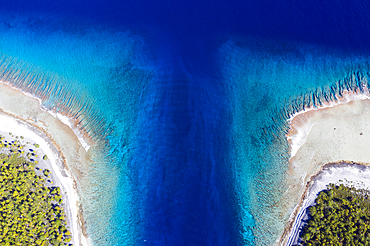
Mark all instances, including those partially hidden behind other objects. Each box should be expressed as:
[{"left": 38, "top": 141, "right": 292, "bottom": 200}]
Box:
[
  {"left": 0, "top": 82, "right": 92, "bottom": 245},
  {"left": 278, "top": 91, "right": 370, "bottom": 245}
]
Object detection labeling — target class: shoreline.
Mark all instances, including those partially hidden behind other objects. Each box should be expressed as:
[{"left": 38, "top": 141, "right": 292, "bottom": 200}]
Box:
[
  {"left": 279, "top": 89, "right": 370, "bottom": 245},
  {"left": 287, "top": 90, "right": 370, "bottom": 159},
  {"left": 0, "top": 83, "right": 92, "bottom": 245},
  {"left": 279, "top": 161, "right": 370, "bottom": 245},
  {"left": 0, "top": 80, "right": 93, "bottom": 153}
]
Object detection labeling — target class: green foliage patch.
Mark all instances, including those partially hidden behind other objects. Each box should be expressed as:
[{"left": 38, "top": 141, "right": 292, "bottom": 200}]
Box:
[
  {"left": 300, "top": 182, "right": 370, "bottom": 246},
  {"left": 0, "top": 136, "right": 72, "bottom": 246}
]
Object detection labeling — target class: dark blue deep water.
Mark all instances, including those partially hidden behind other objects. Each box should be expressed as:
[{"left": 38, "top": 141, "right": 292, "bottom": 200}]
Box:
[{"left": 1, "top": 0, "right": 370, "bottom": 245}]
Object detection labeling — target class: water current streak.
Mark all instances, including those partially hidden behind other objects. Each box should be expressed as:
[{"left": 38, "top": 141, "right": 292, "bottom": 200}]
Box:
[{"left": 129, "top": 68, "right": 239, "bottom": 245}]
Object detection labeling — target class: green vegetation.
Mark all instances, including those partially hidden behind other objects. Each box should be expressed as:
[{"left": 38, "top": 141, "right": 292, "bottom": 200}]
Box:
[
  {"left": 300, "top": 182, "right": 370, "bottom": 245},
  {"left": 43, "top": 169, "right": 50, "bottom": 177},
  {"left": 0, "top": 135, "right": 72, "bottom": 245}
]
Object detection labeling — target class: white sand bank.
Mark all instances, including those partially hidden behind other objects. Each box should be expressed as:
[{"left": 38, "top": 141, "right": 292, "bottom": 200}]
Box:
[
  {"left": 48, "top": 112, "right": 90, "bottom": 153},
  {"left": 287, "top": 91, "right": 370, "bottom": 159},
  {"left": 279, "top": 92, "right": 370, "bottom": 245},
  {"left": 0, "top": 83, "right": 92, "bottom": 245}
]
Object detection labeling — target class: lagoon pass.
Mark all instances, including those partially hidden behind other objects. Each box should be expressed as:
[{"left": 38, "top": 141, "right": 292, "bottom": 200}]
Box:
[{"left": 1, "top": 0, "right": 370, "bottom": 245}]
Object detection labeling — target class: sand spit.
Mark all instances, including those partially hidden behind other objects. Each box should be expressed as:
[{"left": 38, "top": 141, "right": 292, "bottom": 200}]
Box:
[
  {"left": 0, "top": 83, "right": 92, "bottom": 245},
  {"left": 287, "top": 91, "right": 370, "bottom": 159},
  {"left": 278, "top": 92, "right": 370, "bottom": 245}
]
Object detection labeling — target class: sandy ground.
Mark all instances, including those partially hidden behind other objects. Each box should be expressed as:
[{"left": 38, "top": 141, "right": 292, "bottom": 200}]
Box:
[
  {"left": 278, "top": 93, "right": 370, "bottom": 245},
  {"left": 0, "top": 82, "right": 92, "bottom": 245}
]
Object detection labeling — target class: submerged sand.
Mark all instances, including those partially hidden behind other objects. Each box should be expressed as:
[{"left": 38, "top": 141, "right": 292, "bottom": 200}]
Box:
[
  {"left": 0, "top": 82, "right": 91, "bottom": 245},
  {"left": 278, "top": 94, "right": 370, "bottom": 245}
]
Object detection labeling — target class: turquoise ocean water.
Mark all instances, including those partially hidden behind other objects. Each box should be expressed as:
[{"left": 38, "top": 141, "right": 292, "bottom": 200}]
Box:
[{"left": 1, "top": 1, "right": 370, "bottom": 245}]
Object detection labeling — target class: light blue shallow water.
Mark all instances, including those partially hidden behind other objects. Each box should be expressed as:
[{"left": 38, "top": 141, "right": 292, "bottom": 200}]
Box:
[{"left": 0, "top": 3, "right": 370, "bottom": 245}]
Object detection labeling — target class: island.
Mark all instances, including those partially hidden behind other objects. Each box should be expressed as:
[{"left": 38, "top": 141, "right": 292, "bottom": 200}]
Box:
[
  {"left": 279, "top": 90, "right": 370, "bottom": 245},
  {"left": 0, "top": 82, "right": 91, "bottom": 245}
]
